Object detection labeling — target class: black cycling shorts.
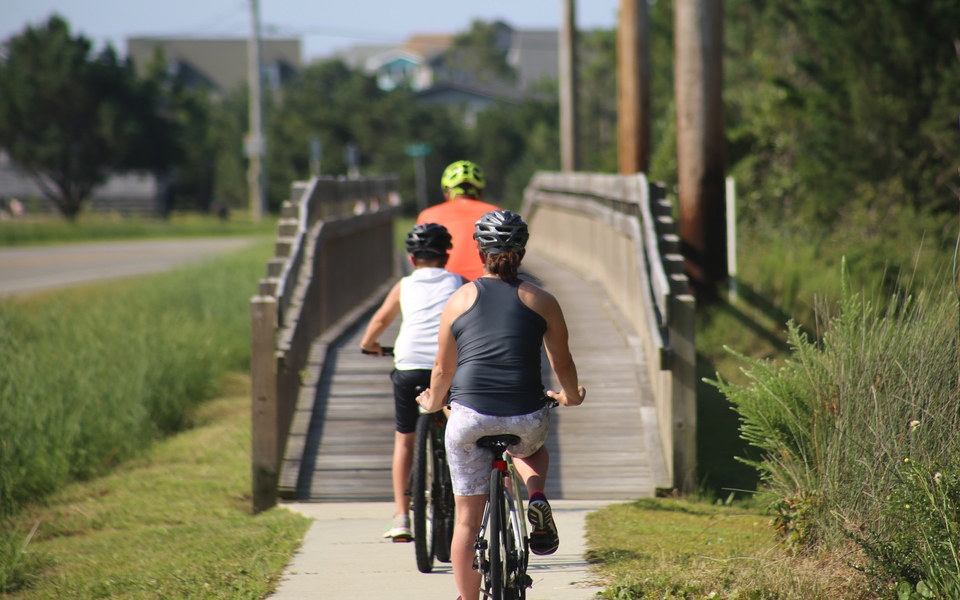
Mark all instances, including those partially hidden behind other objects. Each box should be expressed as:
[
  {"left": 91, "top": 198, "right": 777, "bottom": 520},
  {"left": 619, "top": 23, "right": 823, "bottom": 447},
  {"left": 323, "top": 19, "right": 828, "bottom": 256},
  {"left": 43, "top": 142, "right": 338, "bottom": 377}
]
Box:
[{"left": 391, "top": 368, "right": 432, "bottom": 434}]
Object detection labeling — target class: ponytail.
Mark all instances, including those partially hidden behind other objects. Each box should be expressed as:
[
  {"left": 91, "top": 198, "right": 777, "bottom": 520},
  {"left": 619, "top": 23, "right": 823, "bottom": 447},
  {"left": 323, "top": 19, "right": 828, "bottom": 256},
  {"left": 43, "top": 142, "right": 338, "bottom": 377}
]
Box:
[{"left": 483, "top": 250, "right": 524, "bottom": 281}]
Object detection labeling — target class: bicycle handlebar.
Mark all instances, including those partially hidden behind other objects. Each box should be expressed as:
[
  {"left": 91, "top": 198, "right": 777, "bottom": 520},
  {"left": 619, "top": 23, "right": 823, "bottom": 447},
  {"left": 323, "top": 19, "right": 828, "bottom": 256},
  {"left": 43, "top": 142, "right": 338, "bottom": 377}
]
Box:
[{"left": 361, "top": 346, "right": 394, "bottom": 357}]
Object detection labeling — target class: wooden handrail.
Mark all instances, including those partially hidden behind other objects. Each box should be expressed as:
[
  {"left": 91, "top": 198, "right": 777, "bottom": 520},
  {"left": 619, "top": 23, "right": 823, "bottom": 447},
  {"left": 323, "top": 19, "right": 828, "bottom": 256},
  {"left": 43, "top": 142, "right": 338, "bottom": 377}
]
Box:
[
  {"left": 522, "top": 171, "right": 696, "bottom": 492},
  {"left": 250, "top": 175, "right": 401, "bottom": 513}
]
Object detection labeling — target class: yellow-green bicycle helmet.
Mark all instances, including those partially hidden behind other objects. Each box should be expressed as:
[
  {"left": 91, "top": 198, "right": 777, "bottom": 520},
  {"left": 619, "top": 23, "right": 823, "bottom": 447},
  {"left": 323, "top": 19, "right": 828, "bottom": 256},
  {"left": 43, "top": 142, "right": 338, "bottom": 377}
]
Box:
[{"left": 440, "top": 160, "right": 486, "bottom": 196}]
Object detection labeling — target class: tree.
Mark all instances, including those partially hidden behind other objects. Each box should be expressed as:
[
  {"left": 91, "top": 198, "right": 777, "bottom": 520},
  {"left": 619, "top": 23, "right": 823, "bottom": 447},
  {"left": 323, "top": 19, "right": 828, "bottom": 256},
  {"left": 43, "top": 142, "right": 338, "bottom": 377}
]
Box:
[
  {"left": 0, "top": 16, "right": 173, "bottom": 220},
  {"left": 264, "top": 60, "right": 466, "bottom": 213},
  {"left": 440, "top": 20, "right": 517, "bottom": 85},
  {"left": 141, "top": 47, "right": 220, "bottom": 214}
]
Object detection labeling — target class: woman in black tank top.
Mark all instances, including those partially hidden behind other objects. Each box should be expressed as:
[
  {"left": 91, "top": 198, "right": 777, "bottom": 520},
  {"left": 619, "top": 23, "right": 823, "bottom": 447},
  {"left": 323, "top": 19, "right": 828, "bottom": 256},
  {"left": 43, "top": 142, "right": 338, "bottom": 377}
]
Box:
[{"left": 416, "top": 210, "right": 586, "bottom": 600}]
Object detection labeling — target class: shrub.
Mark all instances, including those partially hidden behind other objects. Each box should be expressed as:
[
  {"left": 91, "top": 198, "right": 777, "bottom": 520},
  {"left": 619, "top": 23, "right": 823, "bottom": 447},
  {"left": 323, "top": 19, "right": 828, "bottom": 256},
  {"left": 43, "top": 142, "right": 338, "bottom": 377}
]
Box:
[{"left": 712, "top": 266, "right": 960, "bottom": 589}]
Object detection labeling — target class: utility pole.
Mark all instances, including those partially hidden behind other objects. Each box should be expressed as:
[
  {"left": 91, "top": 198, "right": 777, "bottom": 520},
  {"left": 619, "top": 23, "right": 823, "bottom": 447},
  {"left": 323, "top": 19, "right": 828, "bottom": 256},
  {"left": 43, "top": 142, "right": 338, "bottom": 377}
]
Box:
[
  {"left": 617, "top": 0, "right": 651, "bottom": 174},
  {"left": 246, "top": 0, "right": 264, "bottom": 222},
  {"left": 675, "top": 0, "right": 726, "bottom": 296},
  {"left": 559, "top": 0, "right": 580, "bottom": 172}
]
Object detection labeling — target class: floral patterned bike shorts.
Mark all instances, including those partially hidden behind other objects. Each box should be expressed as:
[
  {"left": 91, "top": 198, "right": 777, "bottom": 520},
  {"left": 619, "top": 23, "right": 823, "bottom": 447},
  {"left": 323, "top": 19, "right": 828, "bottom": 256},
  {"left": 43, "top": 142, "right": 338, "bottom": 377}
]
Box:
[{"left": 443, "top": 401, "right": 551, "bottom": 496}]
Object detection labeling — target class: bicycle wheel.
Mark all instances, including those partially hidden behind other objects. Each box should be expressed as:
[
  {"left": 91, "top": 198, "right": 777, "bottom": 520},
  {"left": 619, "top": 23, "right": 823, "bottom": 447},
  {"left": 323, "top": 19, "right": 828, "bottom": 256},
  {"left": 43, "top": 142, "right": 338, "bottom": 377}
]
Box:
[
  {"left": 412, "top": 414, "right": 436, "bottom": 573},
  {"left": 434, "top": 429, "right": 455, "bottom": 563},
  {"left": 502, "top": 485, "right": 526, "bottom": 600},
  {"left": 488, "top": 468, "right": 506, "bottom": 600}
]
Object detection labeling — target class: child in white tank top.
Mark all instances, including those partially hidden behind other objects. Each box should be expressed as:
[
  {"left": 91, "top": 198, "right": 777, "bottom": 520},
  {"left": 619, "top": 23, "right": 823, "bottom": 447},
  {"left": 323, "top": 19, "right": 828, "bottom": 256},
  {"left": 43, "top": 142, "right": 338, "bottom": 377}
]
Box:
[{"left": 359, "top": 224, "right": 463, "bottom": 540}]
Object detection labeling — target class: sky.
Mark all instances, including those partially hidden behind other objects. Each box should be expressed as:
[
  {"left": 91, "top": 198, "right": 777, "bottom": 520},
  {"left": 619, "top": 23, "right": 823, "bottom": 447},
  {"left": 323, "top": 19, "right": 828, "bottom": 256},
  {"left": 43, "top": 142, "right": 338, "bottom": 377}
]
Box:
[{"left": 1, "top": 0, "right": 621, "bottom": 60}]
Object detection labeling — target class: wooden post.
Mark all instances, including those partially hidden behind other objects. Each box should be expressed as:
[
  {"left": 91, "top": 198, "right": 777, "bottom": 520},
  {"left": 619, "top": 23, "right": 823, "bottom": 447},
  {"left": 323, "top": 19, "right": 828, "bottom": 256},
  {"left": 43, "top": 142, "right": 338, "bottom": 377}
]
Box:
[
  {"left": 251, "top": 295, "right": 278, "bottom": 514},
  {"left": 669, "top": 292, "right": 697, "bottom": 493},
  {"left": 617, "top": 0, "right": 651, "bottom": 174},
  {"left": 559, "top": 0, "right": 580, "bottom": 172},
  {"left": 675, "top": 0, "right": 726, "bottom": 295}
]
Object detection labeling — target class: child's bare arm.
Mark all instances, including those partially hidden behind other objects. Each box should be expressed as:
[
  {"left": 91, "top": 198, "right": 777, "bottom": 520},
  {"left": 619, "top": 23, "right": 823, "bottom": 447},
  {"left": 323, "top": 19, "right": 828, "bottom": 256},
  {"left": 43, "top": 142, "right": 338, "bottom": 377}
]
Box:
[{"left": 359, "top": 280, "right": 402, "bottom": 355}]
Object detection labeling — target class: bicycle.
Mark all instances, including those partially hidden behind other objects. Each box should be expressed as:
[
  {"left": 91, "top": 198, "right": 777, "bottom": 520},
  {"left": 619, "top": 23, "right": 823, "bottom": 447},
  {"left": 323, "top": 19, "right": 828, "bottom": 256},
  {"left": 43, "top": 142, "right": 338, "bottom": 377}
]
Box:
[
  {"left": 362, "top": 346, "right": 456, "bottom": 569},
  {"left": 473, "top": 399, "right": 558, "bottom": 600},
  {"left": 411, "top": 405, "right": 455, "bottom": 573}
]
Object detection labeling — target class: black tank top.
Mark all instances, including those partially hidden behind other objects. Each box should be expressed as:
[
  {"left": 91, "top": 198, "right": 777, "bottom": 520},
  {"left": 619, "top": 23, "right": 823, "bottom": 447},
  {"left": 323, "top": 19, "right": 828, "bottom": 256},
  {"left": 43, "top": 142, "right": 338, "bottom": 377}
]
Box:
[{"left": 450, "top": 277, "right": 547, "bottom": 416}]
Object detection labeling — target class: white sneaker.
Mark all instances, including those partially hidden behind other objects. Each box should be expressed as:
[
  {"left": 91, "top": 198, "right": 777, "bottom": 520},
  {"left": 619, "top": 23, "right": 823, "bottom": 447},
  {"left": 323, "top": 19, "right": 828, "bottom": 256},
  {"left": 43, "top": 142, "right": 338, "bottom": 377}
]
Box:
[{"left": 383, "top": 514, "right": 412, "bottom": 541}]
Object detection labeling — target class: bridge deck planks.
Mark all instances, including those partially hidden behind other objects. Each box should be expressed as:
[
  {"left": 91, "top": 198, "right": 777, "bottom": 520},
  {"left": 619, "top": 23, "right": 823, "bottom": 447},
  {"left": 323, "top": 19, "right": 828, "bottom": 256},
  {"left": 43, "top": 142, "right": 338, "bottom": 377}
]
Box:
[{"left": 294, "top": 251, "right": 660, "bottom": 502}]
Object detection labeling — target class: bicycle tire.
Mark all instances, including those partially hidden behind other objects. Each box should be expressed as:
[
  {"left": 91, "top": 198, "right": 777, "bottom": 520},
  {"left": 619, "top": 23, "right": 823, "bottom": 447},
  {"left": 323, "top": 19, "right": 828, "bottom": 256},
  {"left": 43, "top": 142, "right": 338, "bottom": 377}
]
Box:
[
  {"left": 489, "top": 467, "right": 505, "bottom": 600},
  {"left": 433, "top": 422, "right": 455, "bottom": 563},
  {"left": 412, "top": 414, "right": 436, "bottom": 573}
]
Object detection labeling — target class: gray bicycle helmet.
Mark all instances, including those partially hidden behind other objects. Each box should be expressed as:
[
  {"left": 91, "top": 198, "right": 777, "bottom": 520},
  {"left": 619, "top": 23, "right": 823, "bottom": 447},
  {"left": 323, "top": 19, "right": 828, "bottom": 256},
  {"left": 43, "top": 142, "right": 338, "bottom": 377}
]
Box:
[
  {"left": 405, "top": 223, "right": 453, "bottom": 256},
  {"left": 473, "top": 210, "right": 529, "bottom": 255}
]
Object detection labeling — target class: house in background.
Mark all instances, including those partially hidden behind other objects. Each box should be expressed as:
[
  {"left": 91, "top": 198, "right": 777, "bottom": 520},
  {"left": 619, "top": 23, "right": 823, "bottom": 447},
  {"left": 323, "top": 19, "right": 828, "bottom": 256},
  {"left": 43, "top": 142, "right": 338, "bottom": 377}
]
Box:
[
  {"left": 0, "top": 152, "right": 163, "bottom": 217},
  {"left": 362, "top": 34, "right": 453, "bottom": 91},
  {"left": 126, "top": 37, "right": 302, "bottom": 95},
  {"left": 331, "top": 22, "right": 558, "bottom": 124}
]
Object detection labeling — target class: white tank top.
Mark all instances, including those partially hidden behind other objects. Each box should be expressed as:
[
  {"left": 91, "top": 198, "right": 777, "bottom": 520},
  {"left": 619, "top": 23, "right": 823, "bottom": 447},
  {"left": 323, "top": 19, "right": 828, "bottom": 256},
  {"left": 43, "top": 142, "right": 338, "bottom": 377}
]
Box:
[{"left": 394, "top": 267, "right": 462, "bottom": 370}]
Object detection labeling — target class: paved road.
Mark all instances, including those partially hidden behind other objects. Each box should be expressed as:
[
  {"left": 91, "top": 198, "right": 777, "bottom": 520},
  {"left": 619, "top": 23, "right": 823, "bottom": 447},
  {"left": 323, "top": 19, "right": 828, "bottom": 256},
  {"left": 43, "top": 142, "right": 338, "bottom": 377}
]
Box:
[
  {"left": 0, "top": 238, "right": 254, "bottom": 297},
  {"left": 272, "top": 500, "right": 610, "bottom": 600}
]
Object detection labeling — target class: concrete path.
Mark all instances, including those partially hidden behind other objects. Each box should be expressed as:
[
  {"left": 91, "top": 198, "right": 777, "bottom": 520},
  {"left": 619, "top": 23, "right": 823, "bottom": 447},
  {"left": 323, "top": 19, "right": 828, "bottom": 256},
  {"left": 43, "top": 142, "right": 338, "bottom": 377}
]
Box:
[
  {"left": 272, "top": 500, "right": 610, "bottom": 600},
  {"left": 0, "top": 238, "right": 253, "bottom": 297}
]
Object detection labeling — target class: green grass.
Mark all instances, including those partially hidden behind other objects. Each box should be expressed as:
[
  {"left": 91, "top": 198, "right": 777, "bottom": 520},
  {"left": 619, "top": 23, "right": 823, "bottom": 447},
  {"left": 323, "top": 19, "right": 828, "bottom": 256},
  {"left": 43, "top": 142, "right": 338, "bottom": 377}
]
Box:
[
  {"left": 0, "top": 213, "right": 277, "bottom": 247},
  {"left": 586, "top": 498, "right": 871, "bottom": 599},
  {"left": 0, "top": 240, "right": 273, "bottom": 519},
  {"left": 394, "top": 216, "right": 415, "bottom": 252},
  {"left": 2, "top": 374, "right": 312, "bottom": 598}
]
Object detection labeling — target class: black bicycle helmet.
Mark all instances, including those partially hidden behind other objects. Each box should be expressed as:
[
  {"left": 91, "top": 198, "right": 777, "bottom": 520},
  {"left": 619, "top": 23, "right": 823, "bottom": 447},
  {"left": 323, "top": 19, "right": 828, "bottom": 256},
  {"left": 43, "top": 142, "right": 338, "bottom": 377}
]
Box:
[
  {"left": 405, "top": 223, "right": 453, "bottom": 256},
  {"left": 473, "top": 210, "right": 529, "bottom": 255}
]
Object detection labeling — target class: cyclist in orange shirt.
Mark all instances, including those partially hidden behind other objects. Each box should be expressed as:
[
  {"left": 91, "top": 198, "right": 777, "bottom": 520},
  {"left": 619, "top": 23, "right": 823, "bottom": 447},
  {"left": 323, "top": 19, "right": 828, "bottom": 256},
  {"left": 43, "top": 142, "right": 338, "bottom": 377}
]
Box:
[{"left": 417, "top": 161, "right": 500, "bottom": 281}]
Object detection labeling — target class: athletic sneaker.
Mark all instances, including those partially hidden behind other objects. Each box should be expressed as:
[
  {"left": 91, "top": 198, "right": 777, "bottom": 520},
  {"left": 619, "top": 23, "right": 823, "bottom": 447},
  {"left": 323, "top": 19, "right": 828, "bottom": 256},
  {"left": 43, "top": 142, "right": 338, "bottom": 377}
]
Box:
[
  {"left": 527, "top": 499, "right": 559, "bottom": 555},
  {"left": 383, "top": 514, "right": 412, "bottom": 541}
]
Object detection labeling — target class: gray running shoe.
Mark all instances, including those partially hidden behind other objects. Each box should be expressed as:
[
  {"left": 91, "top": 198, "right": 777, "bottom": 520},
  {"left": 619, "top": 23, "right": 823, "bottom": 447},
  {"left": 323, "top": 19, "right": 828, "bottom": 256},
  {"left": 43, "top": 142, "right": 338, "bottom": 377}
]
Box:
[{"left": 383, "top": 514, "right": 412, "bottom": 542}]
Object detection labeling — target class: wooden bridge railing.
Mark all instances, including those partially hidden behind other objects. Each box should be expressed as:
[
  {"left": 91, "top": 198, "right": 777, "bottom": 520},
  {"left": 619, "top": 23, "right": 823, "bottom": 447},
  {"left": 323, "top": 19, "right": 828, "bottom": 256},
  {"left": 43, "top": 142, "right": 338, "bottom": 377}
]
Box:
[
  {"left": 250, "top": 175, "right": 401, "bottom": 513},
  {"left": 522, "top": 172, "right": 696, "bottom": 492}
]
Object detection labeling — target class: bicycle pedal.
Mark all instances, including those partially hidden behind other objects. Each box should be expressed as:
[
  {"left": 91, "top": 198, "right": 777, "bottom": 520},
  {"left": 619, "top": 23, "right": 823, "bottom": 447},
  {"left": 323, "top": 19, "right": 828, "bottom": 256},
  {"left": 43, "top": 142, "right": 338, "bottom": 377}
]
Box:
[{"left": 391, "top": 535, "right": 413, "bottom": 543}]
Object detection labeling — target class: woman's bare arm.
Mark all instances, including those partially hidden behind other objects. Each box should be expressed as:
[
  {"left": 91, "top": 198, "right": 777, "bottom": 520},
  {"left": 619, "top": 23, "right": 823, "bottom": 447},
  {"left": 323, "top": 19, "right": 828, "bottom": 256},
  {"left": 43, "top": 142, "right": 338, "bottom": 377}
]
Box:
[{"left": 519, "top": 283, "right": 586, "bottom": 406}]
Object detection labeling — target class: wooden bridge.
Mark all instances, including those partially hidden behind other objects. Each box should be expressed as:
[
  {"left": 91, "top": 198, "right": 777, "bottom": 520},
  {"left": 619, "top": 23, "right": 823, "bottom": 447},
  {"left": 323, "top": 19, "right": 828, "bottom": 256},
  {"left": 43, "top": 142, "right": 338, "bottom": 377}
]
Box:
[{"left": 249, "top": 172, "right": 695, "bottom": 512}]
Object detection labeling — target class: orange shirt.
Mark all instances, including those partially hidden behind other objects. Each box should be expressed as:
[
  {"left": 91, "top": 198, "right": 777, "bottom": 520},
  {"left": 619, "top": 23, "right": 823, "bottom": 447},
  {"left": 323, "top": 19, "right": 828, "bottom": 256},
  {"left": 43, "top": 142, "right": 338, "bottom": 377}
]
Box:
[{"left": 417, "top": 199, "right": 500, "bottom": 281}]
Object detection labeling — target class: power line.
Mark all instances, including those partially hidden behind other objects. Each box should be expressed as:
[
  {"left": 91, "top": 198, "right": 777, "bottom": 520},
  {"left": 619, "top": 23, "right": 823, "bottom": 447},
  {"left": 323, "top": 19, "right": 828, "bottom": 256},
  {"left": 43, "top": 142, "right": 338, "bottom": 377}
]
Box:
[
  {"left": 182, "top": 2, "right": 248, "bottom": 36},
  {"left": 263, "top": 23, "right": 403, "bottom": 43}
]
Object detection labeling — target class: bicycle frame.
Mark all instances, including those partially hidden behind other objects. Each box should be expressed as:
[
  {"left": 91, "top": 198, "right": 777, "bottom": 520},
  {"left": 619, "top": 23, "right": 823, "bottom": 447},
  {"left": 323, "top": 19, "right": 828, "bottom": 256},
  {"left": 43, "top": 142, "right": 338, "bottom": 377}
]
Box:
[{"left": 475, "top": 443, "right": 531, "bottom": 600}]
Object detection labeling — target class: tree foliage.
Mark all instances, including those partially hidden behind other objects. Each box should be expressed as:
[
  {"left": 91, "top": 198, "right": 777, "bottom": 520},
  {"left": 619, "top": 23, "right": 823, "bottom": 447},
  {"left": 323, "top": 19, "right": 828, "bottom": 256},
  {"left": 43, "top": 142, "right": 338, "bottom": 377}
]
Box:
[
  {"left": 0, "top": 16, "right": 173, "bottom": 219},
  {"left": 259, "top": 60, "right": 466, "bottom": 212},
  {"left": 721, "top": 0, "right": 960, "bottom": 226},
  {"left": 440, "top": 20, "right": 517, "bottom": 85}
]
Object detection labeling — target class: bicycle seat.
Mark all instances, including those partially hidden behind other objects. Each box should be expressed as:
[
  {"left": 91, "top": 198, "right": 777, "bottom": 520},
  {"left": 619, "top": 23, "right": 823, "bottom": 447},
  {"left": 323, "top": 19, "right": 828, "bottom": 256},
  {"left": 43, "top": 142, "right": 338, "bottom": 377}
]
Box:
[{"left": 477, "top": 434, "right": 520, "bottom": 449}]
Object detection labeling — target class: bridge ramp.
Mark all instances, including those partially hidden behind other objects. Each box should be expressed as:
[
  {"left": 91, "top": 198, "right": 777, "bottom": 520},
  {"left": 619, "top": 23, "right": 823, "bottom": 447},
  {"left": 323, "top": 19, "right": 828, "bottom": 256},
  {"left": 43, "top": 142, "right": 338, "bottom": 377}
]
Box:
[{"left": 292, "top": 252, "right": 662, "bottom": 501}]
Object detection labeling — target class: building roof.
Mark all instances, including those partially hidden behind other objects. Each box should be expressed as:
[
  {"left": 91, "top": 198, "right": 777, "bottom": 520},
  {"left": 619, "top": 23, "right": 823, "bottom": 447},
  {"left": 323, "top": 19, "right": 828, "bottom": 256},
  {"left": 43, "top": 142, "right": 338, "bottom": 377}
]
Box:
[
  {"left": 365, "top": 48, "right": 425, "bottom": 72},
  {"left": 126, "top": 37, "right": 301, "bottom": 93},
  {"left": 327, "top": 44, "right": 395, "bottom": 70},
  {"left": 415, "top": 79, "right": 526, "bottom": 106},
  {"left": 401, "top": 34, "right": 454, "bottom": 60}
]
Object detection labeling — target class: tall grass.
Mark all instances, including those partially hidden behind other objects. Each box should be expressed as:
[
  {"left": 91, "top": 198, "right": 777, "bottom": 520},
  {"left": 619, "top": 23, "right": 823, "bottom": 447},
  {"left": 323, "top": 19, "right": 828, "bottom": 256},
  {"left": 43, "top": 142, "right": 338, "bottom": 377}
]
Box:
[
  {"left": 712, "top": 265, "right": 960, "bottom": 592},
  {"left": 0, "top": 241, "right": 271, "bottom": 519}
]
